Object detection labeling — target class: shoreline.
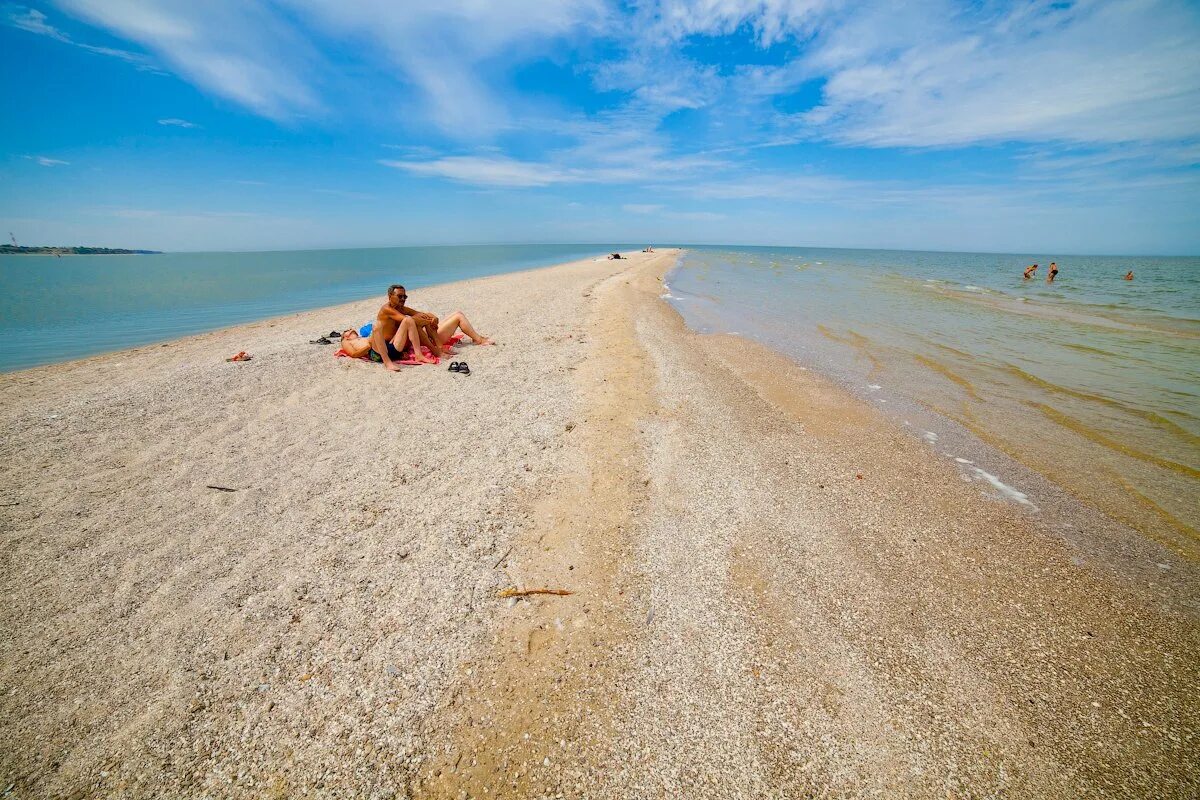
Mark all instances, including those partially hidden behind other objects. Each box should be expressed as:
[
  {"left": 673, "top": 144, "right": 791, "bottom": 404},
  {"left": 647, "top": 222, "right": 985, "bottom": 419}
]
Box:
[{"left": 2, "top": 250, "right": 1197, "bottom": 797}]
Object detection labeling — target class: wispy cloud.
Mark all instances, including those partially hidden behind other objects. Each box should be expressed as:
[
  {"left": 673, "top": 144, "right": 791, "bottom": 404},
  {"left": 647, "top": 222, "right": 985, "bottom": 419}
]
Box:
[
  {"left": 793, "top": 0, "right": 1200, "bottom": 147},
  {"left": 381, "top": 156, "right": 570, "bottom": 188},
  {"left": 5, "top": 4, "right": 156, "bottom": 68},
  {"left": 24, "top": 155, "right": 69, "bottom": 167},
  {"left": 157, "top": 117, "right": 198, "bottom": 129},
  {"left": 55, "top": 0, "right": 321, "bottom": 119}
]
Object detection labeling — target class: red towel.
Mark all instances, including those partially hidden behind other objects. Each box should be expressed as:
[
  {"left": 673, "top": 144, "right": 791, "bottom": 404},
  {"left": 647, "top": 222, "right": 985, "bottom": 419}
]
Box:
[{"left": 335, "top": 334, "right": 463, "bottom": 366}]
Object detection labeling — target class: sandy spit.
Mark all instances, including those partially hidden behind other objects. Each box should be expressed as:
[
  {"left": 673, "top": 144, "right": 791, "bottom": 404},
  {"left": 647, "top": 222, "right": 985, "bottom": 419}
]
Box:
[{"left": 1, "top": 250, "right": 1197, "bottom": 798}]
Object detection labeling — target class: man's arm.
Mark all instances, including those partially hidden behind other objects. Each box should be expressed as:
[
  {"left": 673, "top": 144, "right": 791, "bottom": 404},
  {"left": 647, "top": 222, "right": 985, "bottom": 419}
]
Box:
[{"left": 402, "top": 305, "right": 439, "bottom": 326}]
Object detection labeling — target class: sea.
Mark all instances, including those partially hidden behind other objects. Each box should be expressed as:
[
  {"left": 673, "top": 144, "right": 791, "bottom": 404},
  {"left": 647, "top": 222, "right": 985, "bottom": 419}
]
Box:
[
  {"left": 0, "top": 243, "right": 626, "bottom": 372},
  {"left": 664, "top": 246, "right": 1199, "bottom": 555}
]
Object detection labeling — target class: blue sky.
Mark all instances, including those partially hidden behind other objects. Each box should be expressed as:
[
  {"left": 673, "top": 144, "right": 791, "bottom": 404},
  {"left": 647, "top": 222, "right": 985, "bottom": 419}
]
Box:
[{"left": 2, "top": 0, "right": 1198, "bottom": 254}]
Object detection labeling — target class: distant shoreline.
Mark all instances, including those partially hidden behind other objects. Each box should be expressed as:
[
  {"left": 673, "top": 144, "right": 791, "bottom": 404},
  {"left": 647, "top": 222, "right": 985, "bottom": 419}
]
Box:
[{"left": 0, "top": 247, "right": 160, "bottom": 256}]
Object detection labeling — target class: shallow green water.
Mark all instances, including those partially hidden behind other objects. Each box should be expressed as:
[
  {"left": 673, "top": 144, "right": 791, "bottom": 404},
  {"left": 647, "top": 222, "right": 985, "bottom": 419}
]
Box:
[{"left": 666, "top": 246, "right": 1200, "bottom": 552}]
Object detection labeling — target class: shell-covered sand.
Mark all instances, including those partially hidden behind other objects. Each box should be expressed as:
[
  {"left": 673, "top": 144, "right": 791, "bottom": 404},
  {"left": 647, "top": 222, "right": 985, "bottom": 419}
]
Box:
[{"left": 1, "top": 250, "right": 1197, "bottom": 798}]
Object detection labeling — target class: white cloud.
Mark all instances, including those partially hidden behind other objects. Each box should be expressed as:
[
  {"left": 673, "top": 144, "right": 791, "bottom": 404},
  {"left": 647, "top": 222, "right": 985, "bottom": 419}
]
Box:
[
  {"left": 641, "top": 0, "right": 830, "bottom": 46},
  {"left": 49, "top": 1, "right": 605, "bottom": 131},
  {"left": 24, "top": 155, "right": 70, "bottom": 166},
  {"left": 53, "top": 0, "right": 321, "bottom": 118},
  {"left": 7, "top": 5, "right": 69, "bottom": 40},
  {"left": 6, "top": 4, "right": 154, "bottom": 67},
  {"left": 157, "top": 117, "right": 197, "bottom": 128},
  {"left": 381, "top": 156, "right": 570, "bottom": 188},
  {"left": 796, "top": 0, "right": 1200, "bottom": 147}
]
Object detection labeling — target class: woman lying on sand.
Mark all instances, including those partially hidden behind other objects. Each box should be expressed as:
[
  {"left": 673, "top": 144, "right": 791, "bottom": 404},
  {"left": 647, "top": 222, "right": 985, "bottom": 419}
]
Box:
[{"left": 340, "top": 309, "right": 493, "bottom": 369}]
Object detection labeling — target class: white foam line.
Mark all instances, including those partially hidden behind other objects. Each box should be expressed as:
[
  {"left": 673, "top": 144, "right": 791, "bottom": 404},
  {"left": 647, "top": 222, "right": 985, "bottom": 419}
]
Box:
[
  {"left": 954, "top": 457, "right": 974, "bottom": 464},
  {"left": 922, "top": 431, "right": 938, "bottom": 443},
  {"left": 971, "top": 467, "right": 1037, "bottom": 509},
  {"left": 867, "top": 384, "right": 882, "bottom": 390}
]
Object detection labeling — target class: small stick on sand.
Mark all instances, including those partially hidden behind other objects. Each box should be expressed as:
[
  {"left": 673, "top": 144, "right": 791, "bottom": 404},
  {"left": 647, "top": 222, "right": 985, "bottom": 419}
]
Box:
[
  {"left": 496, "top": 587, "right": 573, "bottom": 599},
  {"left": 493, "top": 545, "right": 514, "bottom": 569},
  {"left": 205, "top": 485, "right": 238, "bottom": 492}
]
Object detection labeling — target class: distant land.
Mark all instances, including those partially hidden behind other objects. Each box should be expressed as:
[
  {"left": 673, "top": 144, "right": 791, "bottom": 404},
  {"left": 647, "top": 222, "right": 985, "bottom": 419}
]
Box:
[{"left": 0, "top": 245, "right": 160, "bottom": 255}]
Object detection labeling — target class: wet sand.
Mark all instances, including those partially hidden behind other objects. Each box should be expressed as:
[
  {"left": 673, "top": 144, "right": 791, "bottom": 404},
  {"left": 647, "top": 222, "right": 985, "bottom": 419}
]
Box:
[{"left": 1, "top": 250, "right": 1197, "bottom": 797}]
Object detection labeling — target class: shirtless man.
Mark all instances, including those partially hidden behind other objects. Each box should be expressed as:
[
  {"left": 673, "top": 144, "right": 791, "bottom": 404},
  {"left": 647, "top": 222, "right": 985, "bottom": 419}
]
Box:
[
  {"left": 370, "top": 285, "right": 438, "bottom": 371},
  {"left": 371, "top": 285, "right": 495, "bottom": 370},
  {"left": 1047, "top": 262, "right": 1059, "bottom": 282},
  {"left": 1023, "top": 263, "right": 1038, "bottom": 279}
]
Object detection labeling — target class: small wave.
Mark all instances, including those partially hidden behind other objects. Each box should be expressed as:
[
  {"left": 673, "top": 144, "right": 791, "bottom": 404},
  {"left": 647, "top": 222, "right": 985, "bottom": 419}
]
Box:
[
  {"left": 1060, "top": 341, "right": 1123, "bottom": 359},
  {"left": 912, "top": 354, "right": 982, "bottom": 401},
  {"left": 1030, "top": 401, "right": 1200, "bottom": 479},
  {"left": 1108, "top": 468, "right": 1199, "bottom": 544},
  {"left": 970, "top": 466, "right": 1037, "bottom": 508},
  {"left": 1004, "top": 364, "right": 1200, "bottom": 445}
]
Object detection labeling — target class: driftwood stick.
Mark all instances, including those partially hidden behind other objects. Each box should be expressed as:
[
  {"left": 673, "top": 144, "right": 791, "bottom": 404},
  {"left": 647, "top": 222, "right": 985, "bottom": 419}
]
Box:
[
  {"left": 496, "top": 587, "right": 573, "bottom": 599},
  {"left": 205, "top": 485, "right": 238, "bottom": 492}
]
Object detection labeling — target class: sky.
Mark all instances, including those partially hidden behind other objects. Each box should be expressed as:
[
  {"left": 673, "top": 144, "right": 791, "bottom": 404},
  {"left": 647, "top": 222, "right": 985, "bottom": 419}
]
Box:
[{"left": 1, "top": 0, "right": 1198, "bottom": 255}]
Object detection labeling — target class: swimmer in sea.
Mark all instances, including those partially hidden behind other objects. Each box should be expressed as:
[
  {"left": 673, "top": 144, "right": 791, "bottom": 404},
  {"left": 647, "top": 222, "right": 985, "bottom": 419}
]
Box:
[
  {"left": 1047, "top": 262, "right": 1059, "bottom": 282},
  {"left": 1023, "top": 264, "right": 1038, "bottom": 279},
  {"left": 1124, "top": 270, "right": 1134, "bottom": 280}
]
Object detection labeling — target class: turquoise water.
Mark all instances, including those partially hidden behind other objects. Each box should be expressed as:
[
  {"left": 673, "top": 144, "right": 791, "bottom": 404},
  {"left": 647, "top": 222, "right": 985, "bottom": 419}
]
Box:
[
  {"left": 666, "top": 246, "right": 1200, "bottom": 553},
  {"left": 0, "top": 244, "right": 626, "bottom": 372}
]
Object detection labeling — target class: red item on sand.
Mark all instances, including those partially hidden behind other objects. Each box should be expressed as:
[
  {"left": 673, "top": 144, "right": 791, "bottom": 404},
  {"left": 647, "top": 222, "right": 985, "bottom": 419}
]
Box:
[{"left": 335, "top": 334, "right": 463, "bottom": 366}]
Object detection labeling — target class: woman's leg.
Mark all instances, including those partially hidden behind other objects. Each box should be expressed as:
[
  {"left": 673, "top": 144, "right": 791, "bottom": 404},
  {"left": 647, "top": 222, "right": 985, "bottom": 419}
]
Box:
[{"left": 437, "top": 310, "right": 493, "bottom": 345}]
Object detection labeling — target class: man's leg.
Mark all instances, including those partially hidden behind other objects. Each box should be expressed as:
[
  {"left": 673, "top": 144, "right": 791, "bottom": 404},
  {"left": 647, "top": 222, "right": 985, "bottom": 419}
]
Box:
[
  {"left": 437, "top": 310, "right": 493, "bottom": 346},
  {"left": 370, "top": 327, "right": 402, "bottom": 371},
  {"left": 391, "top": 317, "right": 434, "bottom": 364}
]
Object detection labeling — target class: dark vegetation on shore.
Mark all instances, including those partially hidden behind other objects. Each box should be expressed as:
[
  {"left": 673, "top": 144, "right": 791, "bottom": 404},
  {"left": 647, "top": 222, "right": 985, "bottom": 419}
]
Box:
[{"left": 0, "top": 245, "right": 160, "bottom": 255}]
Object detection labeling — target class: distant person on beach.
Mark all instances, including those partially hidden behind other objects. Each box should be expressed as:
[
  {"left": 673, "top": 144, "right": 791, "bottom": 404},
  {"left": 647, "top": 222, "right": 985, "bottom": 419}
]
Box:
[
  {"left": 1124, "top": 270, "right": 1134, "bottom": 280},
  {"left": 643, "top": 245, "right": 654, "bottom": 252},
  {"left": 608, "top": 252, "right": 623, "bottom": 260},
  {"left": 1047, "top": 262, "right": 1059, "bottom": 282},
  {"left": 1023, "top": 264, "right": 1038, "bottom": 279}
]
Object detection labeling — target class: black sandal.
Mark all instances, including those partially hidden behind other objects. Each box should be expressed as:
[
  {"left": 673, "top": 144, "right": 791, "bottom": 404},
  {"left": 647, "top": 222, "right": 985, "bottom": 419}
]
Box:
[
  {"left": 327, "top": 330, "right": 342, "bottom": 339},
  {"left": 448, "top": 362, "right": 461, "bottom": 372},
  {"left": 456, "top": 362, "right": 470, "bottom": 375},
  {"left": 309, "top": 336, "right": 332, "bottom": 345}
]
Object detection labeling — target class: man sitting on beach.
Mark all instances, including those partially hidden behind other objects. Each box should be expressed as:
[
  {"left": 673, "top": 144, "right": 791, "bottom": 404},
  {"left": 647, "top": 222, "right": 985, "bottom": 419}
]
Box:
[
  {"left": 365, "top": 284, "right": 493, "bottom": 371},
  {"left": 340, "top": 316, "right": 429, "bottom": 369}
]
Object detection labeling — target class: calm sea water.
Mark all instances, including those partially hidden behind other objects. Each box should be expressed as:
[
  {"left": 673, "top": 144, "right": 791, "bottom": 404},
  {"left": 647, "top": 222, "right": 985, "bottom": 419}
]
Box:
[
  {"left": 666, "top": 246, "right": 1199, "bottom": 554},
  {"left": 0, "top": 244, "right": 627, "bottom": 372}
]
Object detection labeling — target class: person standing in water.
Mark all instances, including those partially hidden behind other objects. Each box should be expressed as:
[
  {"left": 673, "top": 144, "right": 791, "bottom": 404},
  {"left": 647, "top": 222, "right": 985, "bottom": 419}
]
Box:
[
  {"left": 1124, "top": 271, "right": 1134, "bottom": 280},
  {"left": 1023, "top": 263, "right": 1038, "bottom": 279},
  {"left": 1047, "top": 262, "right": 1059, "bottom": 282}
]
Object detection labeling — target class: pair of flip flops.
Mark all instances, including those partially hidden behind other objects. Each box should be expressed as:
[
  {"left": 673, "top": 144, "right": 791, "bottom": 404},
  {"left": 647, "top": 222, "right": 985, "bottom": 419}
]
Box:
[
  {"left": 448, "top": 362, "right": 471, "bottom": 375},
  {"left": 309, "top": 331, "right": 343, "bottom": 345}
]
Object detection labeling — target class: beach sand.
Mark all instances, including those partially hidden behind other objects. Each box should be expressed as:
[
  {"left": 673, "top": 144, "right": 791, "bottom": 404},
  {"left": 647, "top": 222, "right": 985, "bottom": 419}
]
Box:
[{"left": 1, "top": 250, "right": 1197, "bottom": 798}]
